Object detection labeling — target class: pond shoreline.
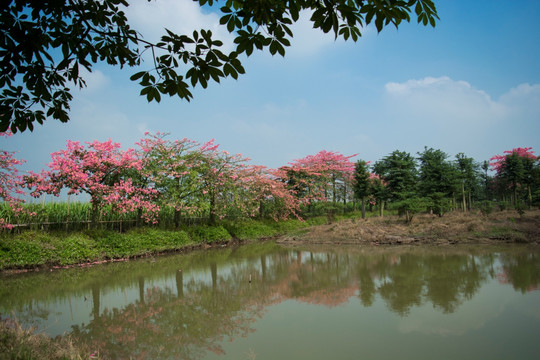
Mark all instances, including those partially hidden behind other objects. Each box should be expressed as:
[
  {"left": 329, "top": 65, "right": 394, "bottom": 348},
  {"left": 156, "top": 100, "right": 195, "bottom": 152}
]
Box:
[
  {"left": 277, "top": 209, "right": 540, "bottom": 247},
  {"left": 2, "top": 210, "right": 539, "bottom": 275},
  {"left": 0, "top": 238, "right": 250, "bottom": 276}
]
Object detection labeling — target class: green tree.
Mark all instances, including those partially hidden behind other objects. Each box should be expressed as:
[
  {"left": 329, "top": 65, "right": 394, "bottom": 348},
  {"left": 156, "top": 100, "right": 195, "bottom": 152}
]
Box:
[
  {"left": 481, "top": 160, "right": 491, "bottom": 201},
  {"left": 353, "top": 160, "right": 370, "bottom": 219},
  {"left": 373, "top": 150, "right": 418, "bottom": 201},
  {"left": 374, "top": 150, "right": 421, "bottom": 222},
  {"left": 1, "top": 0, "right": 439, "bottom": 133},
  {"left": 370, "top": 175, "right": 388, "bottom": 217},
  {"left": 416, "top": 147, "right": 457, "bottom": 216},
  {"left": 499, "top": 152, "right": 525, "bottom": 206},
  {"left": 521, "top": 156, "right": 539, "bottom": 208},
  {"left": 455, "top": 153, "right": 480, "bottom": 211}
]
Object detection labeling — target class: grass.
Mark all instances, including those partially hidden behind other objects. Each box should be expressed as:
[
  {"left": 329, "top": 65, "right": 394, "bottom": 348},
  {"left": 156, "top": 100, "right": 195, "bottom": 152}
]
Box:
[
  {"left": 187, "top": 225, "right": 232, "bottom": 243},
  {"left": 0, "top": 316, "right": 96, "bottom": 360},
  {"left": 0, "top": 215, "right": 331, "bottom": 270},
  {"left": 0, "top": 228, "right": 195, "bottom": 270}
]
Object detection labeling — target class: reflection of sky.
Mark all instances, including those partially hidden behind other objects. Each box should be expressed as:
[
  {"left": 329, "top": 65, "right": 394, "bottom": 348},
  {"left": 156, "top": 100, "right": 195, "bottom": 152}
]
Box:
[{"left": 18, "top": 295, "right": 94, "bottom": 337}]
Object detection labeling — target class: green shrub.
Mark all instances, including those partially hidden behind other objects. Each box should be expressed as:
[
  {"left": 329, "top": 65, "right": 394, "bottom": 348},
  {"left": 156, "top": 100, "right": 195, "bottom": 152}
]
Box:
[
  {"left": 269, "top": 219, "right": 309, "bottom": 234},
  {"left": 305, "top": 216, "right": 327, "bottom": 226},
  {"left": 86, "top": 230, "right": 134, "bottom": 258},
  {"left": 223, "top": 220, "right": 276, "bottom": 240},
  {"left": 55, "top": 234, "right": 100, "bottom": 265},
  {"left": 0, "top": 232, "right": 57, "bottom": 267},
  {"left": 189, "top": 225, "right": 232, "bottom": 243},
  {"left": 479, "top": 201, "right": 494, "bottom": 216}
]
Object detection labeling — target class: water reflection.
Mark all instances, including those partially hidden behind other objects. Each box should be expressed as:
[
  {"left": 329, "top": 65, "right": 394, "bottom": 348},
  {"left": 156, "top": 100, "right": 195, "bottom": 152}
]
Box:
[{"left": 1, "top": 244, "right": 539, "bottom": 359}]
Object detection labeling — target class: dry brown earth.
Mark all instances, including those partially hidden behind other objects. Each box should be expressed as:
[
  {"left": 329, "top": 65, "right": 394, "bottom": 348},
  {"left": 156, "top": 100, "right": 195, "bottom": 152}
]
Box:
[{"left": 277, "top": 209, "right": 540, "bottom": 246}]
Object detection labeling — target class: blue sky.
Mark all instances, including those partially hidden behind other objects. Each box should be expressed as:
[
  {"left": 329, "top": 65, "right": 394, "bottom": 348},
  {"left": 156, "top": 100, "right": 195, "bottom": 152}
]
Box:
[{"left": 3, "top": 0, "right": 540, "bottom": 173}]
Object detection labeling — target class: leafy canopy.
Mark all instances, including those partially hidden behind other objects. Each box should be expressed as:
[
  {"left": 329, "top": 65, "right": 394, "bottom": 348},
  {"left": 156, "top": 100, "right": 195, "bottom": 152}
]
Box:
[{"left": 0, "top": 0, "right": 438, "bottom": 133}]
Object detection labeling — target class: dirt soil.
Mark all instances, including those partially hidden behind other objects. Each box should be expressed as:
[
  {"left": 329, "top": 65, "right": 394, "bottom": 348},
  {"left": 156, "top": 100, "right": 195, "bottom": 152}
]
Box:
[{"left": 277, "top": 209, "right": 540, "bottom": 246}]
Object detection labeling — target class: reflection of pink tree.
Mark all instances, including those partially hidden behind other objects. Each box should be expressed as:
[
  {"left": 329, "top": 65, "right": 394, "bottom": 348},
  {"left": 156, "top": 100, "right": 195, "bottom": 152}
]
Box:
[
  {"left": 25, "top": 139, "right": 159, "bottom": 224},
  {"left": 0, "top": 132, "right": 34, "bottom": 229}
]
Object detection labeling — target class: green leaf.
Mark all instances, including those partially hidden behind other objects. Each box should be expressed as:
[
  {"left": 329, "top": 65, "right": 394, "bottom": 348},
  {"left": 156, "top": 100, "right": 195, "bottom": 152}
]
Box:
[
  {"left": 130, "top": 71, "right": 146, "bottom": 81},
  {"left": 269, "top": 41, "right": 277, "bottom": 55},
  {"left": 227, "top": 17, "right": 235, "bottom": 32}
]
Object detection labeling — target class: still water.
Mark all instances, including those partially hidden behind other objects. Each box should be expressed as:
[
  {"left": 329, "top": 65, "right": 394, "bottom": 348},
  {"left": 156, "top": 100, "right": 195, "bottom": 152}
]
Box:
[{"left": 1, "top": 242, "right": 539, "bottom": 359}]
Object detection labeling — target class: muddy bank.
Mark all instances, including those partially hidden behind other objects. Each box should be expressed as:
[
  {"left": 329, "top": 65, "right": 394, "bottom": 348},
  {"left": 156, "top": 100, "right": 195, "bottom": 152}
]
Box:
[{"left": 277, "top": 210, "right": 540, "bottom": 246}]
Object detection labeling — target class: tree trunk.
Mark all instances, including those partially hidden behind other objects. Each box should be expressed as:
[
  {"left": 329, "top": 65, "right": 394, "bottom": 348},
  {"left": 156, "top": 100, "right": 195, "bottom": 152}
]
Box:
[
  {"left": 91, "top": 200, "right": 99, "bottom": 229},
  {"left": 209, "top": 192, "right": 216, "bottom": 225},
  {"left": 137, "top": 208, "right": 143, "bottom": 227},
  {"left": 461, "top": 182, "right": 466, "bottom": 212},
  {"left": 332, "top": 175, "right": 336, "bottom": 203},
  {"left": 361, "top": 197, "right": 366, "bottom": 219},
  {"left": 174, "top": 208, "right": 181, "bottom": 228},
  {"left": 259, "top": 199, "right": 264, "bottom": 219}
]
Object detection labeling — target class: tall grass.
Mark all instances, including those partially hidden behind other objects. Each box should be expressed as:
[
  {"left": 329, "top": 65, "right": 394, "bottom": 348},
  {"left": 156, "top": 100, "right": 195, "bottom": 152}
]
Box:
[
  {"left": 2, "top": 201, "right": 324, "bottom": 232},
  {"left": 1, "top": 202, "right": 150, "bottom": 231},
  {"left": 1, "top": 199, "right": 364, "bottom": 234},
  {"left": 0, "top": 316, "right": 96, "bottom": 359}
]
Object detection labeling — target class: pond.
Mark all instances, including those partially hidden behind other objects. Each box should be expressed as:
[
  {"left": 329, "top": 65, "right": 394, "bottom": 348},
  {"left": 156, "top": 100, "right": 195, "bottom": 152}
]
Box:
[{"left": 1, "top": 242, "right": 540, "bottom": 360}]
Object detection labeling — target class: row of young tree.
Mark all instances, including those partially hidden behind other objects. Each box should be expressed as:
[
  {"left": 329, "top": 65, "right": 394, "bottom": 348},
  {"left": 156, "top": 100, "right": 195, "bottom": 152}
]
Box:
[
  {"left": 354, "top": 147, "right": 539, "bottom": 222},
  {"left": 1, "top": 131, "right": 539, "bottom": 229}
]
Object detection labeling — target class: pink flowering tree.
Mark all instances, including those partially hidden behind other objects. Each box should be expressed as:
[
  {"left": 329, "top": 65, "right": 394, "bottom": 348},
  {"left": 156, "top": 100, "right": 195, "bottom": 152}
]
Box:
[
  {"left": 195, "top": 140, "right": 250, "bottom": 224},
  {"left": 137, "top": 133, "right": 297, "bottom": 224},
  {"left": 277, "top": 150, "right": 357, "bottom": 209},
  {"left": 137, "top": 132, "right": 207, "bottom": 226},
  {"left": 235, "top": 165, "right": 300, "bottom": 221},
  {"left": 25, "top": 139, "right": 159, "bottom": 225},
  {"left": 490, "top": 147, "right": 538, "bottom": 207},
  {"left": 0, "top": 132, "right": 34, "bottom": 229}
]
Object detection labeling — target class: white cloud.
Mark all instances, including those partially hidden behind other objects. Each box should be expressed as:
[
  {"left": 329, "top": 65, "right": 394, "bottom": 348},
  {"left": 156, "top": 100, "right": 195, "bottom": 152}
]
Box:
[
  {"left": 123, "top": 0, "right": 234, "bottom": 52},
  {"left": 498, "top": 83, "right": 540, "bottom": 118},
  {"left": 286, "top": 11, "right": 339, "bottom": 57},
  {"left": 384, "top": 76, "right": 508, "bottom": 125},
  {"left": 366, "top": 76, "right": 540, "bottom": 161},
  {"left": 123, "top": 1, "right": 363, "bottom": 59},
  {"left": 77, "top": 68, "right": 109, "bottom": 92}
]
